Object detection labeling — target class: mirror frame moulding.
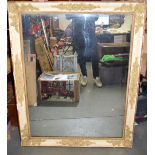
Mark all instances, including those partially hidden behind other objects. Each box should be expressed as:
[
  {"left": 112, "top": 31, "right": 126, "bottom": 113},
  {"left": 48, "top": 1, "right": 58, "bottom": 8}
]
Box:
[{"left": 8, "top": 1, "right": 146, "bottom": 147}]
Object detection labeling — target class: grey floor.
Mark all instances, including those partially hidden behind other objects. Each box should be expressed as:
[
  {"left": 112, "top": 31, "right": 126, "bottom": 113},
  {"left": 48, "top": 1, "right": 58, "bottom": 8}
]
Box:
[
  {"left": 7, "top": 121, "right": 147, "bottom": 155},
  {"left": 29, "top": 63, "right": 126, "bottom": 137}
]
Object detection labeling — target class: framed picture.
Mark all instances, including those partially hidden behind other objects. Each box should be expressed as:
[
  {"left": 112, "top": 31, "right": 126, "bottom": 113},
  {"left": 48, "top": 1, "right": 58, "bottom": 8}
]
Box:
[{"left": 8, "top": 1, "right": 146, "bottom": 147}]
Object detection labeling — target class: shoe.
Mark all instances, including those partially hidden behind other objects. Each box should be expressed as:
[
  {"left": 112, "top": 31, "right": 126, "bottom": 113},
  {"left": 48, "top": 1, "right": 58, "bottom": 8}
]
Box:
[
  {"left": 94, "top": 77, "right": 102, "bottom": 88},
  {"left": 81, "top": 76, "right": 87, "bottom": 86}
]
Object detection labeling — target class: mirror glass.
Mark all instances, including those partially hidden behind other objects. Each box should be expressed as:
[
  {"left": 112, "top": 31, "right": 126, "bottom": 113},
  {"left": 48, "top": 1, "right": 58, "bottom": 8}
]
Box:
[{"left": 21, "top": 13, "right": 132, "bottom": 137}]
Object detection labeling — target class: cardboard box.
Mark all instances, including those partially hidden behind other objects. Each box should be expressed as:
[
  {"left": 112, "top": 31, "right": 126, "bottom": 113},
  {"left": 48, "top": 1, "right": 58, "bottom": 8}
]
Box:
[{"left": 38, "top": 72, "right": 80, "bottom": 103}]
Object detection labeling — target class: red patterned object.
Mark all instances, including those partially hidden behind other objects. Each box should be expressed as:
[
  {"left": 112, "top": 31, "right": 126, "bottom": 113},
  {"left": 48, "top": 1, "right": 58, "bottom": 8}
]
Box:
[{"left": 38, "top": 72, "right": 80, "bottom": 103}]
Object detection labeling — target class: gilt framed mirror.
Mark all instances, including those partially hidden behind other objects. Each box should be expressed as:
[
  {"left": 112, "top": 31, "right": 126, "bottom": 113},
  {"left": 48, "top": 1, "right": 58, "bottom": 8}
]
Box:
[{"left": 8, "top": 1, "right": 146, "bottom": 147}]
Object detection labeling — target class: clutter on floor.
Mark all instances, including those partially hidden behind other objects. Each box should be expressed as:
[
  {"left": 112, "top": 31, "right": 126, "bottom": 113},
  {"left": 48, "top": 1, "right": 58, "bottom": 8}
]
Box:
[{"left": 135, "top": 75, "right": 147, "bottom": 124}]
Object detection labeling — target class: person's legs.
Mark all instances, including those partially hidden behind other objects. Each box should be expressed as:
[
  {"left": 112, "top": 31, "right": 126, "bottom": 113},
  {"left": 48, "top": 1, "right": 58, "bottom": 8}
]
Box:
[
  {"left": 76, "top": 48, "right": 102, "bottom": 87},
  {"left": 91, "top": 51, "right": 102, "bottom": 87},
  {"left": 77, "top": 49, "right": 88, "bottom": 86},
  {"left": 91, "top": 51, "right": 99, "bottom": 78},
  {"left": 77, "top": 48, "right": 87, "bottom": 77}
]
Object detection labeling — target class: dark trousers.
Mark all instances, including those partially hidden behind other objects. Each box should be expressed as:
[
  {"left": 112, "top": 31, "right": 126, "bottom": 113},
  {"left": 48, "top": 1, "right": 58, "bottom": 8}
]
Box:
[{"left": 77, "top": 49, "right": 99, "bottom": 78}]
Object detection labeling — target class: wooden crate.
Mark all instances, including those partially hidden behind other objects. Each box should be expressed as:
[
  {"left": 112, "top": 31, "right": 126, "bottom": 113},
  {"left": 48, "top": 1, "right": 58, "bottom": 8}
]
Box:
[{"left": 38, "top": 72, "right": 80, "bottom": 103}]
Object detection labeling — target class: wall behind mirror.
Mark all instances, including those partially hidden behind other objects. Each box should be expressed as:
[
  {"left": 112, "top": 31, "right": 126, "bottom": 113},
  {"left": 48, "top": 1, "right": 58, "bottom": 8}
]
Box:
[{"left": 21, "top": 13, "right": 132, "bottom": 138}]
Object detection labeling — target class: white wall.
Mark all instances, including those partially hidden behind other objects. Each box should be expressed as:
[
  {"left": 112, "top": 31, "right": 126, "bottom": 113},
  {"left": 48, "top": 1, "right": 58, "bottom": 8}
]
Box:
[{"left": 118, "top": 14, "right": 132, "bottom": 32}]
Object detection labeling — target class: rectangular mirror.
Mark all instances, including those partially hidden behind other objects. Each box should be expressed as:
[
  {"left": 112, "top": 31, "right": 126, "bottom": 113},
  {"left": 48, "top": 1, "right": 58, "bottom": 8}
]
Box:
[{"left": 8, "top": 1, "right": 145, "bottom": 147}]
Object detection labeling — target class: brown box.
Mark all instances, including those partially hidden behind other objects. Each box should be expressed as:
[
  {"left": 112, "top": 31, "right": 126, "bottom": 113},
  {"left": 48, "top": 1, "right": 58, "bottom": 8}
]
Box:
[{"left": 38, "top": 72, "right": 80, "bottom": 103}]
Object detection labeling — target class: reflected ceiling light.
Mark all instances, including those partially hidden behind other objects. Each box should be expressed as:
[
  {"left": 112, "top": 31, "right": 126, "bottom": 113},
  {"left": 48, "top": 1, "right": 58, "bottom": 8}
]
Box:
[{"left": 83, "top": 14, "right": 90, "bottom": 19}]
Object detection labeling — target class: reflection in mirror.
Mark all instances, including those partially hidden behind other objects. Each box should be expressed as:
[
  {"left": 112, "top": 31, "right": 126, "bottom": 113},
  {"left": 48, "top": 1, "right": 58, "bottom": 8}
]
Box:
[{"left": 22, "top": 13, "right": 132, "bottom": 137}]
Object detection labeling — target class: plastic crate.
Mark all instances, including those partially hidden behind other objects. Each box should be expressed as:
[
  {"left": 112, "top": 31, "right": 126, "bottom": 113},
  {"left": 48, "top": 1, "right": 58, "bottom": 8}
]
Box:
[{"left": 53, "top": 53, "right": 78, "bottom": 72}]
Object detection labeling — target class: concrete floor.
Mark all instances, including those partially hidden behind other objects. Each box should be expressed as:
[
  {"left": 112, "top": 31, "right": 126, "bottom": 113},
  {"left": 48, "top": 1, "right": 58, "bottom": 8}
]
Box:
[
  {"left": 29, "top": 63, "right": 126, "bottom": 137},
  {"left": 7, "top": 121, "right": 147, "bottom": 155}
]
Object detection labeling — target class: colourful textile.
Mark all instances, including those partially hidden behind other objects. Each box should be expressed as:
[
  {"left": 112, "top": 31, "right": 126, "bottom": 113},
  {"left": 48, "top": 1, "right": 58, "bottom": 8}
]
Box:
[{"left": 101, "top": 54, "right": 128, "bottom": 62}]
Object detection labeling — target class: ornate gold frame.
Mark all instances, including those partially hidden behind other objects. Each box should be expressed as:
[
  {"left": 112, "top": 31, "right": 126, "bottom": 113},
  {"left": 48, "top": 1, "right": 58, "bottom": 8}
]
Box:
[{"left": 8, "top": 1, "right": 146, "bottom": 147}]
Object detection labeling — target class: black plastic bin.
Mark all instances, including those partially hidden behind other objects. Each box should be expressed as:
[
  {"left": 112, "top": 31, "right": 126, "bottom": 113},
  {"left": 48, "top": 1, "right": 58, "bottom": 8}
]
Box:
[{"left": 99, "top": 63, "right": 128, "bottom": 85}]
